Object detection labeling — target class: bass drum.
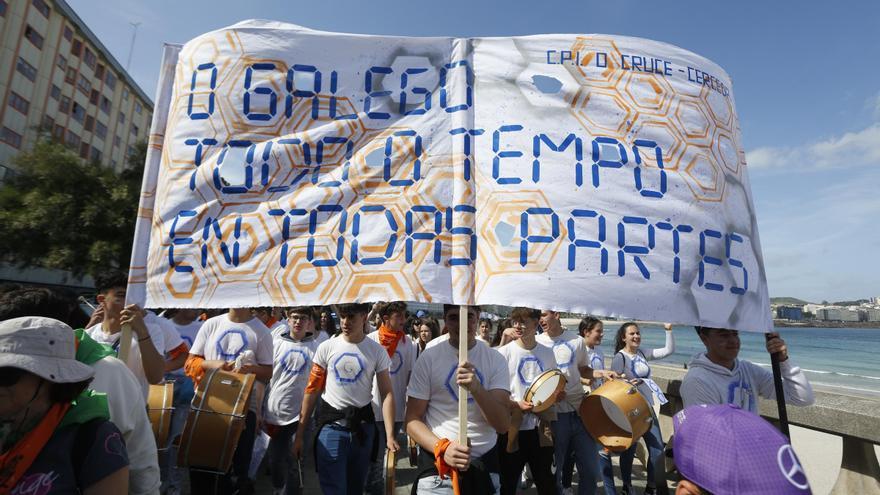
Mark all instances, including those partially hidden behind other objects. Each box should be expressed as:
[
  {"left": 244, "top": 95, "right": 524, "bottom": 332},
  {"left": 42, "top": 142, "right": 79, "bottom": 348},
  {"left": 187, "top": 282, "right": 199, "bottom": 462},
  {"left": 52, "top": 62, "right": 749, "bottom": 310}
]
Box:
[
  {"left": 177, "top": 369, "right": 256, "bottom": 473},
  {"left": 147, "top": 382, "right": 174, "bottom": 449},
  {"left": 579, "top": 379, "right": 652, "bottom": 452}
]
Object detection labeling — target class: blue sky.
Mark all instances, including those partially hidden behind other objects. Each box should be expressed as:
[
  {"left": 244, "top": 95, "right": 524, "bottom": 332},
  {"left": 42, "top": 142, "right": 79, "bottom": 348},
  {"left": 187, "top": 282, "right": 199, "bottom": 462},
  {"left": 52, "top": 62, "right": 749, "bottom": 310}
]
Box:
[{"left": 68, "top": 0, "right": 880, "bottom": 303}]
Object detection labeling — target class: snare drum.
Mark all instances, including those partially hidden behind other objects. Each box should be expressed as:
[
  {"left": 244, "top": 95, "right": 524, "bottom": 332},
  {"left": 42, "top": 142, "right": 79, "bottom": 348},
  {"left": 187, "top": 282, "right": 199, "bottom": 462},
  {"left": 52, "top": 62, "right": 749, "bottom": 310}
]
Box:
[
  {"left": 523, "top": 369, "right": 566, "bottom": 413},
  {"left": 177, "top": 368, "right": 256, "bottom": 473},
  {"left": 147, "top": 382, "right": 174, "bottom": 449},
  {"left": 384, "top": 448, "right": 396, "bottom": 495},
  {"left": 579, "top": 379, "right": 652, "bottom": 452}
]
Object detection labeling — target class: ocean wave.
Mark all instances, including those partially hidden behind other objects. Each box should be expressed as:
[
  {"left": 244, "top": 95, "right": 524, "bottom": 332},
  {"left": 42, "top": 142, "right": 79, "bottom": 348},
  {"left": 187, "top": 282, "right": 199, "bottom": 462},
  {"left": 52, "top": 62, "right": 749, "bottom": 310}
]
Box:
[{"left": 811, "top": 382, "right": 880, "bottom": 396}]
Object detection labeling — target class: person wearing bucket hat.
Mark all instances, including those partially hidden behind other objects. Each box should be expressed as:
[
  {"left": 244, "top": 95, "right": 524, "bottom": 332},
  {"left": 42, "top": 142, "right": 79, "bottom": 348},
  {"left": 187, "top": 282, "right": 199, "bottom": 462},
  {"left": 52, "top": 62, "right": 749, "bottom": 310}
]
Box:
[
  {"left": 672, "top": 404, "right": 812, "bottom": 495},
  {"left": 0, "top": 316, "right": 130, "bottom": 493}
]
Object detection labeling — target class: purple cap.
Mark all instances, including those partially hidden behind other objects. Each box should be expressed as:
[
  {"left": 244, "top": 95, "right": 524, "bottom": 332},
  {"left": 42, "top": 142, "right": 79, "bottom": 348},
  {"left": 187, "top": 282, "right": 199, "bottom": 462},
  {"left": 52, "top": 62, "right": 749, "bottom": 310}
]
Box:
[{"left": 673, "top": 404, "right": 812, "bottom": 495}]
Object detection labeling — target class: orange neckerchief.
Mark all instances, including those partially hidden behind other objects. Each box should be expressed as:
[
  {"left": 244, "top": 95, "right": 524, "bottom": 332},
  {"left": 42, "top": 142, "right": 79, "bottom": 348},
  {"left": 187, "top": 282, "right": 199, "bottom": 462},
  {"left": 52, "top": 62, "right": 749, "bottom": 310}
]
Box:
[
  {"left": 377, "top": 324, "right": 405, "bottom": 358},
  {"left": 0, "top": 403, "right": 71, "bottom": 492},
  {"left": 304, "top": 364, "right": 327, "bottom": 393},
  {"left": 433, "top": 438, "right": 460, "bottom": 495}
]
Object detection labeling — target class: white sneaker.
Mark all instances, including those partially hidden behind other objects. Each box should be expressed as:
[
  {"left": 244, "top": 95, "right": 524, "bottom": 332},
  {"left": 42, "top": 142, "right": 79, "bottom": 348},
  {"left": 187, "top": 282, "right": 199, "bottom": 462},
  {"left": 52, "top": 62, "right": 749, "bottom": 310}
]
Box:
[{"left": 519, "top": 468, "right": 532, "bottom": 489}]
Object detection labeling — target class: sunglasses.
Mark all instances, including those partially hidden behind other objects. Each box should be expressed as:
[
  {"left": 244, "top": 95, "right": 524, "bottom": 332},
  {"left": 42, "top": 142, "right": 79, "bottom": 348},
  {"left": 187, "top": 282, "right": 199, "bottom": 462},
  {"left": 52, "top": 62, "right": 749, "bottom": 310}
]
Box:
[{"left": 0, "top": 367, "right": 28, "bottom": 387}]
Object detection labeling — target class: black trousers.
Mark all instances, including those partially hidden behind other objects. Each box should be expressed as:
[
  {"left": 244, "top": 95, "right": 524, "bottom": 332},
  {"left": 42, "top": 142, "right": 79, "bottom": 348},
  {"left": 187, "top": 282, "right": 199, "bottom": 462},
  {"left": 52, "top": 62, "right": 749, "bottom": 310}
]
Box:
[
  {"left": 498, "top": 428, "right": 555, "bottom": 495},
  {"left": 189, "top": 410, "right": 258, "bottom": 494}
]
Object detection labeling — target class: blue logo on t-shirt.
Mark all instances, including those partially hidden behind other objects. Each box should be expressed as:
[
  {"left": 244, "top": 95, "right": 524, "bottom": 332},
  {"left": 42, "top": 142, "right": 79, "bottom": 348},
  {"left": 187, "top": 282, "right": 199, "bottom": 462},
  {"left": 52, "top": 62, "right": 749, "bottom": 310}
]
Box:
[
  {"left": 517, "top": 356, "right": 545, "bottom": 386},
  {"left": 445, "top": 364, "right": 485, "bottom": 403},
  {"left": 215, "top": 329, "right": 248, "bottom": 361},
  {"left": 389, "top": 350, "right": 404, "bottom": 375},
  {"left": 727, "top": 379, "right": 756, "bottom": 411},
  {"left": 280, "top": 348, "right": 309, "bottom": 375},
  {"left": 552, "top": 340, "right": 575, "bottom": 369},
  {"left": 332, "top": 352, "right": 365, "bottom": 384}
]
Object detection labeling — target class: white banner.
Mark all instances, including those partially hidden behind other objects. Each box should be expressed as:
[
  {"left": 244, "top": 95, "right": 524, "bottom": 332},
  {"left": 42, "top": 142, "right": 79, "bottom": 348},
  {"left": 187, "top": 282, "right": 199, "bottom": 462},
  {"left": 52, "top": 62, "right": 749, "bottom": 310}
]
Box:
[{"left": 128, "top": 21, "right": 771, "bottom": 332}]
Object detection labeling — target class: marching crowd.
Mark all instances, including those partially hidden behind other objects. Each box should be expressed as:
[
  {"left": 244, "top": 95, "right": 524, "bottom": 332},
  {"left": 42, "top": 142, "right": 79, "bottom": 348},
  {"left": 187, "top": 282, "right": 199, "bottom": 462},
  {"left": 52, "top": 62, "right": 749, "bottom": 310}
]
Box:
[{"left": 0, "top": 271, "right": 817, "bottom": 495}]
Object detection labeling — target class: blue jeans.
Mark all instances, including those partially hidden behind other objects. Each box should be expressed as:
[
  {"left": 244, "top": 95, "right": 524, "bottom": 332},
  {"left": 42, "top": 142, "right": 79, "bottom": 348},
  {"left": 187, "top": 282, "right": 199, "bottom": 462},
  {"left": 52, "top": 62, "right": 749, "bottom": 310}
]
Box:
[
  {"left": 316, "top": 423, "right": 376, "bottom": 495},
  {"left": 551, "top": 411, "right": 599, "bottom": 495},
  {"left": 365, "top": 421, "right": 402, "bottom": 495},
  {"left": 603, "top": 419, "right": 664, "bottom": 493}
]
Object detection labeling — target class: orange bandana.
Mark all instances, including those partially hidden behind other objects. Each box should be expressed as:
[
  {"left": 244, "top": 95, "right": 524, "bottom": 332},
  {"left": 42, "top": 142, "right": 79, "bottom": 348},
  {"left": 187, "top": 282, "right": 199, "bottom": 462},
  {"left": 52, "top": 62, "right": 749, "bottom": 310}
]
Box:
[
  {"left": 377, "top": 324, "right": 405, "bottom": 358},
  {"left": 0, "top": 403, "right": 70, "bottom": 492},
  {"left": 433, "top": 438, "right": 460, "bottom": 495}
]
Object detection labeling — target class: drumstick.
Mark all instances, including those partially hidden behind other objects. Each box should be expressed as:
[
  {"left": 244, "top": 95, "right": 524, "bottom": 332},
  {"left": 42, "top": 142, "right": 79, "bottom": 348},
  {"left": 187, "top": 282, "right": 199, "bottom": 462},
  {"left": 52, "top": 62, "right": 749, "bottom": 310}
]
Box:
[
  {"left": 457, "top": 305, "right": 467, "bottom": 446},
  {"left": 297, "top": 459, "right": 303, "bottom": 488},
  {"left": 119, "top": 323, "right": 133, "bottom": 362}
]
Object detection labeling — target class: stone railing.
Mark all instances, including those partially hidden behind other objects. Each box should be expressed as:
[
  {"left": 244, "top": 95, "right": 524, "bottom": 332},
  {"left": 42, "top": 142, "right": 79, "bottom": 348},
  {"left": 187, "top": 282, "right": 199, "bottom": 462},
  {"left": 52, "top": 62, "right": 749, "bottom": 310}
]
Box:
[{"left": 649, "top": 365, "right": 880, "bottom": 494}]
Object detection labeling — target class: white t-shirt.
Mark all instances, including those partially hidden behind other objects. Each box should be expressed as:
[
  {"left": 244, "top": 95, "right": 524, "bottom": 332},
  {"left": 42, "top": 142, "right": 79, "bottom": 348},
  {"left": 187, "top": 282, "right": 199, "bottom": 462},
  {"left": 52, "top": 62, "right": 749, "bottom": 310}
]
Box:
[
  {"left": 367, "top": 331, "right": 415, "bottom": 423},
  {"left": 189, "top": 314, "right": 273, "bottom": 366},
  {"left": 536, "top": 330, "right": 588, "bottom": 413},
  {"left": 407, "top": 339, "right": 509, "bottom": 456},
  {"left": 313, "top": 335, "right": 391, "bottom": 410},
  {"left": 587, "top": 345, "right": 606, "bottom": 389},
  {"left": 497, "top": 341, "right": 558, "bottom": 430},
  {"left": 171, "top": 320, "right": 203, "bottom": 349},
  {"left": 89, "top": 355, "right": 160, "bottom": 495},
  {"left": 265, "top": 332, "right": 320, "bottom": 425},
  {"left": 425, "top": 333, "right": 449, "bottom": 349},
  {"left": 85, "top": 322, "right": 165, "bottom": 399},
  {"left": 145, "top": 311, "right": 185, "bottom": 354}
]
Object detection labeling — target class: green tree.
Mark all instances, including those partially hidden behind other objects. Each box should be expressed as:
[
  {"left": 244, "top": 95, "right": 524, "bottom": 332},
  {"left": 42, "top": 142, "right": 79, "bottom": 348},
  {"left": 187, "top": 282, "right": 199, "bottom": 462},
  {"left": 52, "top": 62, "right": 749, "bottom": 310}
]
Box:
[{"left": 0, "top": 139, "right": 147, "bottom": 279}]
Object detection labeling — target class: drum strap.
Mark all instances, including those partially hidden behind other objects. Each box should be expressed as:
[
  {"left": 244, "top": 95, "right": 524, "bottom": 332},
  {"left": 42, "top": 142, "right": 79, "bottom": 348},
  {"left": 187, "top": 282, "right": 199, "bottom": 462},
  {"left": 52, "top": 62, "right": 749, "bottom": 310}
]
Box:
[{"left": 313, "top": 397, "right": 378, "bottom": 468}]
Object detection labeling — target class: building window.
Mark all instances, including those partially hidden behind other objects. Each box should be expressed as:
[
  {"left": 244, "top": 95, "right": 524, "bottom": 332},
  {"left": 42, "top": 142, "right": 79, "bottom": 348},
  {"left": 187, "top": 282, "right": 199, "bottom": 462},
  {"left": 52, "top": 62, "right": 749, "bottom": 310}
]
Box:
[
  {"left": 95, "top": 64, "right": 105, "bottom": 80},
  {"left": 111, "top": 159, "right": 118, "bottom": 169},
  {"left": 16, "top": 57, "right": 37, "bottom": 82},
  {"left": 127, "top": 145, "right": 136, "bottom": 157},
  {"left": 66, "top": 130, "right": 80, "bottom": 148},
  {"left": 32, "top": 0, "right": 50, "bottom": 18},
  {"left": 77, "top": 74, "right": 92, "bottom": 96},
  {"left": 105, "top": 72, "right": 117, "bottom": 91},
  {"left": 80, "top": 142, "right": 90, "bottom": 159},
  {"left": 122, "top": 88, "right": 129, "bottom": 101},
  {"left": 99, "top": 96, "right": 110, "bottom": 115},
  {"left": 83, "top": 48, "right": 96, "bottom": 69},
  {"left": 114, "top": 135, "right": 121, "bottom": 148},
  {"left": 1, "top": 127, "right": 23, "bottom": 149},
  {"left": 53, "top": 124, "right": 64, "bottom": 140},
  {"left": 8, "top": 92, "right": 30, "bottom": 115},
  {"left": 56, "top": 54, "right": 67, "bottom": 70},
  {"left": 65, "top": 67, "right": 76, "bottom": 84},
  {"left": 118, "top": 111, "right": 125, "bottom": 124},
  {"left": 85, "top": 115, "right": 95, "bottom": 132},
  {"left": 50, "top": 84, "right": 61, "bottom": 101},
  {"left": 95, "top": 121, "right": 107, "bottom": 139},
  {"left": 135, "top": 102, "right": 143, "bottom": 114},
  {"left": 0, "top": 0, "right": 7, "bottom": 17},
  {"left": 131, "top": 125, "right": 139, "bottom": 136},
  {"left": 71, "top": 39, "right": 82, "bottom": 57},
  {"left": 59, "top": 96, "right": 71, "bottom": 114},
  {"left": 71, "top": 102, "right": 85, "bottom": 123},
  {"left": 41, "top": 115, "right": 54, "bottom": 129},
  {"left": 90, "top": 147, "right": 101, "bottom": 163},
  {"left": 63, "top": 25, "right": 73, "bottom": 42},
  {"left": 25, "top": 25, "right": 44, "bottom": 49},
  {"left": 90, "top": 89, "right": 99, "bottom": 105}
]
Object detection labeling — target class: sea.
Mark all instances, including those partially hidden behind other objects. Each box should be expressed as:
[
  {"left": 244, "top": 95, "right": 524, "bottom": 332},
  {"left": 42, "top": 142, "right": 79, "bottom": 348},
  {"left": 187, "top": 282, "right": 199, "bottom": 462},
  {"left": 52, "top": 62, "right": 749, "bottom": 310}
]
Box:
[{"left": 564, "top": 323, "right": 880, "bottom": 398}]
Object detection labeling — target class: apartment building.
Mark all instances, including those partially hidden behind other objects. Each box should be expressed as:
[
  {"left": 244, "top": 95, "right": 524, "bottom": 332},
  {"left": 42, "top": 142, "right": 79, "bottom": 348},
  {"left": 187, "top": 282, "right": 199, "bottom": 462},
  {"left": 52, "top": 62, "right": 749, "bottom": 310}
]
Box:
[{"left": 0, "top": 0, "right": 153, "bottom": 180}]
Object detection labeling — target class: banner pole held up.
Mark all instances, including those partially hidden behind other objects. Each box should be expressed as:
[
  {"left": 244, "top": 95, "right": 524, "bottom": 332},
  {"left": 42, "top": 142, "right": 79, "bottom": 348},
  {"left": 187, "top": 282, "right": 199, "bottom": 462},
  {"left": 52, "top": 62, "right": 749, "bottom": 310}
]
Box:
[
  {"left": 458, "top": 305, "right": 468, "bottom": 446},
  {"left": 766, "top": 332, "right": 790, "bottom": 439}
]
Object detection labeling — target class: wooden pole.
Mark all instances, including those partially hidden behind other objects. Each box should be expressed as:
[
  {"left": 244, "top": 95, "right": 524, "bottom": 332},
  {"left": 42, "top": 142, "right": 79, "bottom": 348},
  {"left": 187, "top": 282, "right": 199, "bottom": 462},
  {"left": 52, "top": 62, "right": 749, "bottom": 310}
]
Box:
[
  {"left": 766, "top": 332, "right": 790, "bottom": 439},
  {"left": 458, "top": 305, "right": 468, "bottom": 445},
  {"left": 119, "top": 323, "right": 132, "bottom": 362}
]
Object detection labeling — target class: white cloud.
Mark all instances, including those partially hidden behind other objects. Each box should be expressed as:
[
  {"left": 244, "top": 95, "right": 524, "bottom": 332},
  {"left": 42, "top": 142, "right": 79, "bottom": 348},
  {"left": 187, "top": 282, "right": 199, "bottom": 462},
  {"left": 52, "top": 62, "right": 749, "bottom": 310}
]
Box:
[{"left": 746, "top": 124, "right": 880, "bottom": 170}]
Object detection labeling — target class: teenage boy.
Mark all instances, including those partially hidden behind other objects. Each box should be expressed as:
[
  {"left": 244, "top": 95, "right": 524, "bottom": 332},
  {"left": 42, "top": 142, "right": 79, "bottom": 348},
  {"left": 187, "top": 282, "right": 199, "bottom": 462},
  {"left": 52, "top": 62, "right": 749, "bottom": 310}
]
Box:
[
  {"left": 681, "top": 328, "right": 814, "bottom": 412},
  {"left": 366, "top": 301, "right": 416, "bottom": 495},
  {"left": 264, "top": 307, "right": 321, "bottom": 495},
  {"left": 184, "top": 307, "right": 274, "bottom": 494},
  {"left": 293, "top": 303, "right": 396, "bottom": 495},
  {"left": 496, "top": 308, "right": 557, "bottom": 495},
  {"left": 406, "top": 305, "right": 511, "bottom": 494},
  {"left": 84, "top": 272, "right": 165, "bottom": 398},
  {"left": 536, "top": 310, "right": 617, "bottom": 495}
]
